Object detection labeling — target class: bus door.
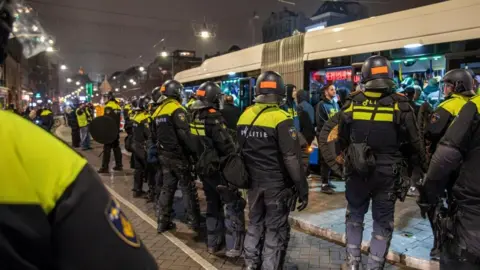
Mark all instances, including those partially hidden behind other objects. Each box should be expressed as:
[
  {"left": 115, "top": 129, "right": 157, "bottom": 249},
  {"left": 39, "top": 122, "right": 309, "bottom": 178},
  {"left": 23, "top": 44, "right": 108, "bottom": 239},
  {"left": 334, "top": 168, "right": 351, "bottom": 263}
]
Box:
[{"left": 239, "top": 77, "right": 255, "bottom": 111}]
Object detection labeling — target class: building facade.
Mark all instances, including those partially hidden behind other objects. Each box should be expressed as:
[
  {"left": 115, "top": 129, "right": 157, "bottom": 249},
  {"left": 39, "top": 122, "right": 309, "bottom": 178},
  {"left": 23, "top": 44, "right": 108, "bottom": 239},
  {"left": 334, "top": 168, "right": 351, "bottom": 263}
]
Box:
[{"left": 262, "top": 8, "right": 312, "bottom": 43}]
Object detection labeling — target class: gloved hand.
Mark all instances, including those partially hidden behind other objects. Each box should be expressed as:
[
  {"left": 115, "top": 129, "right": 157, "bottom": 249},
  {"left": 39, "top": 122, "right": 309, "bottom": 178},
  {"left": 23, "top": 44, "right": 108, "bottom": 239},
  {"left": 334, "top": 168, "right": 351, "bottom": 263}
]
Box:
[
  {"left": 147, "top": 145, "right": 158, "bottom": 164},
  {"left": 297, "top": 193, "right": 308, "bottom": 212}
]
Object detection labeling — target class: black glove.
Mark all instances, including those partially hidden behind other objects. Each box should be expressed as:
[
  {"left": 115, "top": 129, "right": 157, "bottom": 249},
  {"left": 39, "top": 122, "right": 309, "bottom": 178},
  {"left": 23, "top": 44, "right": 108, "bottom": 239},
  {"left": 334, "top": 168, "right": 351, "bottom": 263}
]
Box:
[
  {"left": 297, "top": 193, "right": 308, "bottom": 211},
  {"left": 417, "top": 201, "right": 431, "bottom": 219}
]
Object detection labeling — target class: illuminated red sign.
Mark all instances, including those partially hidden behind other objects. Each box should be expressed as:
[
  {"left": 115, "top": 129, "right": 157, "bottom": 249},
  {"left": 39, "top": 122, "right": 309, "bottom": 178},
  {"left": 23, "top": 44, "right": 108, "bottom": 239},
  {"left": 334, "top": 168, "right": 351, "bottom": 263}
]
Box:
[{"left": 325, "top": 69, "right": 352, "bottom": 81}]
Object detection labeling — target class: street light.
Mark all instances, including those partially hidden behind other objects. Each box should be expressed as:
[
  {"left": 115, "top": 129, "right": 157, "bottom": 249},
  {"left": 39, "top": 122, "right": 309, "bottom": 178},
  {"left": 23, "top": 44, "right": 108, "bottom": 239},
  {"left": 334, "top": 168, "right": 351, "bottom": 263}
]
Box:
[
  {"left": 48, "top": 39, "right": 54, "bottom": 45},
  {"left": 160, "top": 51, "right": 169, "bottom": 57},
  {"left": 123, "top": 85, "right": 127, "bottom": 89},
  {"left": 132, "top": 81, "right": 137, "bottom": 86},
  {"left": 32, "top": 25, "right": 38, "bottom": 32},
  {"left": 115, "top": 88, "right": 119, "bottom": 92},
  {"left": 66, "top": 78, "right": 72, "bottom": 83},
  {"left": 40, "top": 35, "right": 46, "bottom": 42},
  {"left": 200, "top": 30, "right": 212, "bottom": 39},
  {"left": 139, "top": 66, "right": 145, "bottom": 72},
  {"left": 60, "top": 65, "right": 67, "bottom": 70},
  {"left": 46, "top": 46, "right": 54, "bottom": 52}
]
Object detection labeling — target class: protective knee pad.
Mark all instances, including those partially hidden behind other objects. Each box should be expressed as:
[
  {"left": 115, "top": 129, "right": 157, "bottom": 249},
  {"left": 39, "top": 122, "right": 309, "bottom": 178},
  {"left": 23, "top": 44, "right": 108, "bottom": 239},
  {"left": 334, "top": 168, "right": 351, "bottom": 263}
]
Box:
[
  {"left": 346, "top": 221, "right": 364, "bottom": 257},
  {"left": 368, "top": 233, "right": 392, "bottom": 268}
]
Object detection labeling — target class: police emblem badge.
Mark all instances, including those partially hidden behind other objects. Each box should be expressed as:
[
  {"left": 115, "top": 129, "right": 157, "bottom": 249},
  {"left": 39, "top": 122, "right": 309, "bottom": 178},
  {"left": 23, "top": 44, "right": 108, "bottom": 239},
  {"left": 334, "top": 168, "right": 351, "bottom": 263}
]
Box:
[
  {"left": 430, "top": 113, "right": 440, "bottom": 124},
  {"left": 288, "top": 127, "right": 298, "bottom": 140},
  {"left": 178, "top": 112, "right": 186, "bottom": 122},
  {"left": 105, "top": 199, "right": 140, "bottom": 247}
]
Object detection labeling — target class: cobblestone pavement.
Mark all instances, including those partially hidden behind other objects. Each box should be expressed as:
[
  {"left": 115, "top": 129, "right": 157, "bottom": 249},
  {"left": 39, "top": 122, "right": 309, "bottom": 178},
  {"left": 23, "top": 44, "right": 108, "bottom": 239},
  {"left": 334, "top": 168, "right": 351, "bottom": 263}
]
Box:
[
  {"left": 55, "top": 126, "right": 403, "bottom": 269},
  {"left": 76, "top": 141, "right": 401, "bottom": 270}
]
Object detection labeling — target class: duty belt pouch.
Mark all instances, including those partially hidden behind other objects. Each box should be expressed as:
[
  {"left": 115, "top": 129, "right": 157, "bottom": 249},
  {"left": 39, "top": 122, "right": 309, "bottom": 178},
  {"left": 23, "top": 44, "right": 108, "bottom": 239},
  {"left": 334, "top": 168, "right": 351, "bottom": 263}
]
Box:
[
  {"left": 346, "top": 103, "right": 377, "bottom": 179},
  {"left": 220, "top": 106, "right": 270, "bottom": 189}
]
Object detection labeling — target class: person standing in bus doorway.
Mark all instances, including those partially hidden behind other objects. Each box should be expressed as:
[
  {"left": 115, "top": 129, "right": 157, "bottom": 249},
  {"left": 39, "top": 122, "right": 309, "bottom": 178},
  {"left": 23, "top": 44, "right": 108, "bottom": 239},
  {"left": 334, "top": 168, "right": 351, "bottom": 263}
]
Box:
[
  {"left": 240, "top": 71, "right": 308, "bottom": 270},
  {"left": 283, "top": 84, "right": 300, "bottom": 131},
  {"left": 315, "top": 84, "right": 340, "bottom": 194},
  {"left": 220, "top": 95, "right": 241, "bottom": 142}
]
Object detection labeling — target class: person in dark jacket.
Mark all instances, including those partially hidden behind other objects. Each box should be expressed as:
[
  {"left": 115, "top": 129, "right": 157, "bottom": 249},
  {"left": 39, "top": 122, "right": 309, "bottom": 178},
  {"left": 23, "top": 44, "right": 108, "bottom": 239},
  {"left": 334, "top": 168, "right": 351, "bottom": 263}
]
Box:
[
  {"left": 283, "top": 84, "right": 300, "bottom": 131},
  {"left": 220, "top": 95, "right": 241, "bottom": 130},
  {"left": 315, "top": 84, "right": 340, "bottom": 194},
  {"left": 296, "top": 89, "right": 315, "bottom": 145}
]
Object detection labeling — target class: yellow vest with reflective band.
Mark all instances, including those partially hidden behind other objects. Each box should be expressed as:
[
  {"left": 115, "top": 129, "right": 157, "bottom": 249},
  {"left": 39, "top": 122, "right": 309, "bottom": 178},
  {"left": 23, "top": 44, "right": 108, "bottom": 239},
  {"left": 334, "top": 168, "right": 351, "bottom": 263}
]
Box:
[
  {"left": 469, "top": 95, "right": 480, "bottom": 112},
  {"left": 132, "top": 111, "right": 151, "bottom": 124},
  {"left": 437, "top": 93, "right": 471, "bottom": 117},
  {"left": 40, "top": 109, "right": 52, "bottom": 116},
  {"left": 238, "top": 104, "right": 291, "bottom": 128},
  {"left": 186, "top": 99, "right": 195, "bottom": 109},
  {"left": 105, "top": 101, "right": 121, "bottom": 111},
  {"left": 0, "top": 111, "right": 87, "bottom": 214},
  {"left": 76, "top": 108, "right": 91, "bottom": 128},
  {"left": 287, "top": 107, "right": 297, "bottom": 118},
  {"left": 344, "top": 92, "right": 397, "bottom": 122},
  {"left": 151, "top": 99, "right": 185, "bottom": 118},
  {"left": 125, "top": 104, "right": 131, "bottom": 111}
]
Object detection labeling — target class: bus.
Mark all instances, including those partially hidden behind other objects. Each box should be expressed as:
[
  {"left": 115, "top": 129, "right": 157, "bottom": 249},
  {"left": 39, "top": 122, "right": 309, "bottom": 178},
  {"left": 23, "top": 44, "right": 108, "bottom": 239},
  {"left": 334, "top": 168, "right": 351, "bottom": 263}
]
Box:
[{"left": 174, "top": 0, "right": 480, "bottom": 166}]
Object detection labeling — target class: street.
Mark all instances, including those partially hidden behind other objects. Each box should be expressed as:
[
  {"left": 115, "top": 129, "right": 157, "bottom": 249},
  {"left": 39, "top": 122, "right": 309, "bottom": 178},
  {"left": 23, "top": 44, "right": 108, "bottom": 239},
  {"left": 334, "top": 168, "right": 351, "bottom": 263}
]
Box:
[{"left": 57, "top": 126, "right": 402, "bottom": 270}]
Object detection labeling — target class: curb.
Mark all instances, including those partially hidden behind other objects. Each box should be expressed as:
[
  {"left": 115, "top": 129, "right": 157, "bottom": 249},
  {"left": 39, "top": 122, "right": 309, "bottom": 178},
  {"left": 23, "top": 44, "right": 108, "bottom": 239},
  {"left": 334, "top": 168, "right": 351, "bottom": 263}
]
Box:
[{"left": 288, "top": 216, "right": 439, "bottom": 270}]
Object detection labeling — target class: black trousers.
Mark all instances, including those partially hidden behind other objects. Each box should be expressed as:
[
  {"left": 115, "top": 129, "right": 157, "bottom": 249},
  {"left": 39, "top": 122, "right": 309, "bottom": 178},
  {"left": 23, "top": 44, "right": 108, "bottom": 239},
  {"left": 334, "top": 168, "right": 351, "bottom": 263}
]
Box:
[
  {"left": 440, "top": 242, "right": 480, "bottom": 269},
  {"left": 157, "top": 157, "right": 200, "bottom": 228},
  {"left": 345, "top": 166, "right": 396, "bottom": 269},
  {"left": 101, "top": 135, "right": 122, "bottom": 169},
  {"left": 133, "top": 152, "right": 155, "bottom": 193},
  {"left": 201, "top": 173, "right": 245, "bottom": 251},
  {"left": 71, "top": 128, "right": 81, "bottom": 148},
  {"left": 244, "top": 185, "right": 293, "bottom": 270}
]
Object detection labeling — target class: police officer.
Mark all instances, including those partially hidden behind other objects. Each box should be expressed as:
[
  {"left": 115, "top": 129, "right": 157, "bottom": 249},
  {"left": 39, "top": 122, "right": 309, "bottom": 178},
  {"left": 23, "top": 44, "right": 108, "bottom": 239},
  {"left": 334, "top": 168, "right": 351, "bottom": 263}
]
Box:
[
  {"left": 98, "top": 91, "right": 123, "bottom": 173},
  {"left": 131, "top": 96, "right": 156, "bottom": 200},
  {"left": 40, "top": 104, "right": 54, "bottom": 131},
  {"left": 418, "top": 76, "right": 479, "bottom": 268},
  {"left": 186, "top": 93, "right": 196, "bottom": 111},
  {"left": 240, "top": 71, "right": 309, "bottom": 270},
  {"left": 189, "top": 81, "right": 246, "bottom": 257},
  {"left": 149, "top": 87, "right": 163, "bottom": 197},
  {"left": 0, "top": 0, "right": 157, "bottom": 266},
  {"left": 76, "top": 102, "right": 93, "bottom": 150},
  {"left": 425, "top": 69, "right": 475, "bottom": 154},
  {"left": 336, "top": 56, "right": 426, "bottom": 270},
  {"left": 150, "top": 80, "right": 201, "bottom": 232}
]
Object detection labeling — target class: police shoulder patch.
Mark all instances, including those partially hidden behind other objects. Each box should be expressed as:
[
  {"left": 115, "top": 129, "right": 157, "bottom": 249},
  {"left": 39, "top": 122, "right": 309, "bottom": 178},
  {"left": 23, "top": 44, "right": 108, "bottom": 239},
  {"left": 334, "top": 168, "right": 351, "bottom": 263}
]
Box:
[
  {"left": 177, "top": 112, "right": 186, "bottom": 122},
  {"left": 288, "top": 126, "right": 298, "bottom": 140},
  {"left": 430, "top": 113, "right": 440, "bottom": 124},
  {"left": 105, "top": 198, "right": 140, "bottom": 248}
]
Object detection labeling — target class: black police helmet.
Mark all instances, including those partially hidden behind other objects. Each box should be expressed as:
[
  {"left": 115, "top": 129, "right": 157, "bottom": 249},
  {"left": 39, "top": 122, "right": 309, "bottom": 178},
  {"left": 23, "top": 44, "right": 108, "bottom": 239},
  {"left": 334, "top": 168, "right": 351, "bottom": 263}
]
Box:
[
  {"left": 361, "top": 55, "right": 395, "bottom": 91},
  {"left": 255, "top": 71, "right": 286, "bottom": 97},
  {"left": 443, "top": 69, "right": 475, "bottom": 93},
  {"left": 131, "top": 99, "right": 138, "bottom": 108},
  {"left": 160, "top": 80, "right": 183, "bottom": 102},
  {"left": 103, "top": 91, "right": 115, "bottom": 101},
  {"left": 151, "top": 86, "right": 162, "bottom": 103},
  {"left": 192, "top": 81, "right": 223, "bottom": 110},
  {"left": 136, "top": 96, "right": 149, "bottom": 110}
]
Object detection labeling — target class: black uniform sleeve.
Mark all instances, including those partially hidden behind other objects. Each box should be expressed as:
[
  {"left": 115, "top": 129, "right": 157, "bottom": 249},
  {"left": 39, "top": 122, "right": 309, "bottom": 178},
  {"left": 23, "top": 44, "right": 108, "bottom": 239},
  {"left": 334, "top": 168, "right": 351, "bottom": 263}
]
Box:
[
  {"left": 315, "top": 101, "right": 329, "bottom": 135},
  {"left": 277, "top": 119, "right": 308, "bottom": 197},
  {"left": 400, "top": 104, "right": 428, "bottom": 172},
  {"left": 298, "top": 109, "right": 315, "bottom": 145},
  {"left": 207, "top": 116, "right": 236, "bottom": 157},
  {"left": 49, "top": 165, "right": 158, "bottom": 270},
  {"left": 337, "top": 102, "right": 352, "bottom": 152},
  {"left": 425, "top": 107, "right": 453, "bottom": 148},
  {"left": 172, "top": 108, "right": 197, "bottom": 158},
  {"left": 423, "top": 102, "right": 478, "bottom": 204}
]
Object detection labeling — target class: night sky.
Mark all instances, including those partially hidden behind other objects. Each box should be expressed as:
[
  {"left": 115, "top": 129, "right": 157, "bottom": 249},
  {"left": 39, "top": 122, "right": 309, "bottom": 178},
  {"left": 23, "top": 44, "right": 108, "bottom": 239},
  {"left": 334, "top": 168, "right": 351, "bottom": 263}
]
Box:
[{"left": 28, "top": 0, "right": 441, "bottom": 79}]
